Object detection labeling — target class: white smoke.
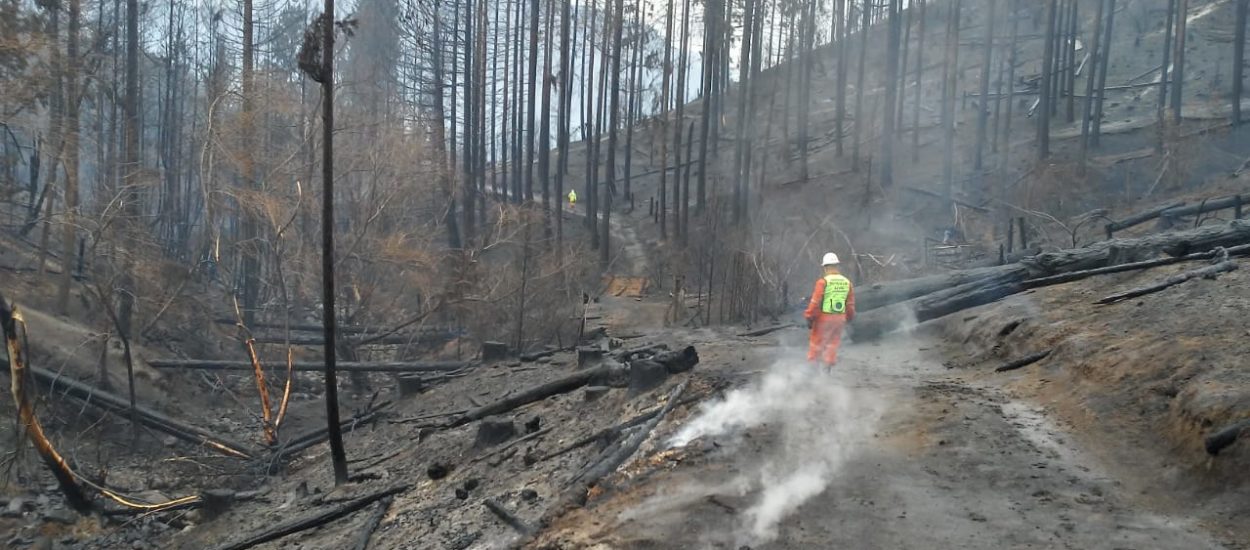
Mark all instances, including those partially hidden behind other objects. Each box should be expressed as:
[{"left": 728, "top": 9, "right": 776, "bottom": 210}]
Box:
[{"left": 664, "top": 354, "right": 886, "bottom": 544}]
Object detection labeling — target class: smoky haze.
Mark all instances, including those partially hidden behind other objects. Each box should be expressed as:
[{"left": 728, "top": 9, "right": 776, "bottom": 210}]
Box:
[{"left": 656, "top": 349, "right": 888, "bottom": 544}]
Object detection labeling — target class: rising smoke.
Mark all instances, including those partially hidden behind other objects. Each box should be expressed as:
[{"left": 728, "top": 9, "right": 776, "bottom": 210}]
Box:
[{"left": 662, "top": 352, "right": 887, "bottom": 544}]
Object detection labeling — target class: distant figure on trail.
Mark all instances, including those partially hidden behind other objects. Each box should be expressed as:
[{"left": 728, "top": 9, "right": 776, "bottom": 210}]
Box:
[
  {"left": 803, "top": 252, "right": 855, "bottom": 368},
  {"left": 567, "top": 189, "right": 577, "bottom": 211}
]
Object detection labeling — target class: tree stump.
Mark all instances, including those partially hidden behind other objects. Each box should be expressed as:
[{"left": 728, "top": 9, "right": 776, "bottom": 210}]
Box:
[
  {"left": 473, "top": 417, "right": 516, "bottom": 449},
  {"left": 628, "top": 360, "right": 669, "bottom": 395},
  {"left": 481, "top": 341, "right": 509, "bottom": 362}
]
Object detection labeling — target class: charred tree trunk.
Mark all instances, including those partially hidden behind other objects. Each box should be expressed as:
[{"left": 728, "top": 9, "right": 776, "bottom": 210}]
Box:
[
  {"left": 58, "top": 0, "right": 82, "bottom": 315},
  {"left": 836, "top": 0, "right": 848, "bottom": 157},
  {"left": 852, "top": 0, "right": 870, "bottom": 171},
  {"left": 320, "top": 2, "right": 349, "bottom": 485},
  {"left": 539, "top": 0, "right": 554, "bottom": 234},
  {"left": 674, "top": 0, "right": 692, "bottom": 241},
  {"left": 973, "top": 0, "right": 997, "bottom": 172},
  {"left": 798, "top": 0, "right": 817, "bottom": 182},
  {"left": 1091, "top": 0, "right": 1115, "bottom": 147},
  {"left": 733, "top": 0, "right": 756, "bottom": 223},
  {"left": 240, "top": 0, "right": 259, "bottom": 327},
  {"left": 1157, "top": 0, "right": 1175, "bottom": 152},
  {"left": 623, "top": 2, "right": 643, "bottom": 211},
  {"left": 1037, "top": 0, "right": 1057, "bottom": 159},
  {"left": 879, "top": 0, "right": 902, "bottom": 188},
  {"left": 659, "top": 0, "right": 674, "bottom": 239},
  {"left": 1234, "top": 0, "right": 1247, "bottom": 125},
  {"left": 912, "top": 0, "right": 925, "bottom": 162},
  {"left": 525, "top": 0, "right": 540, "bottom": 203},
  {"left": 432, "top": 5, "right": 462, "bottom": 249},
  {"left": 602, "top": 0, "right": 625, "bottom": 267},
  {"left": 696, "top": 0, "right": 721, "bottom": 215},
  {"left": 1170, "top": 0, "right": 1188, "bottom": 123},
  {"left": 1000, "top": 0, "right": 1020, "bottom": 171},
  {"left": 942, "top": 0, "right": 962, "bottom": 193},
  {"left": 461, "top": 0, "right": 477, "bottom": 244},
  {"left": 1080, "top": 0, "right": 1106, "bottom": 169}
]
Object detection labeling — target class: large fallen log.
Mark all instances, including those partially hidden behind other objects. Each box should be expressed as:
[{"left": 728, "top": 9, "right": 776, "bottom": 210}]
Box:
[
  {"left": 1104, "top": 200, "right": 1186, "bottom": 238},
  {"left": 213, "top": 484, "right": 409, "bottom": 550},
  {"left": 854, "top": 265, "right": 1019, "bottom": 313},
  {"left": 28, "top": 365, "right": 258, "bottom": 459},
  {"left": 148, "top": 359, "right": 470, "bottom": 373},
  {"left": 450, "top": 365, "right": 611, "bottom": 427},
  {"left": 852, "top": 221, "right": 1250, "bottom": 340},
  {"left": 1160, "top": 195, "right": 1244, "bottom": 221},
  {"left": 249, "top": 334, "right": 427, "bottom": 346},
  {"left": 213, "top": 319, "right": 448, "bottom": 336},
  {"left": 1096, "top": 261, "right": 1238, "bottom": 305},
  {"left": 1023, "top": 219, "right": 1250, "bottom": 275},
  {"left": 853, "top": 266, "right": 1029, "bottom": 341},
  {"left": 1023, "top": 244, "right": 1250, "bottom": 288}
]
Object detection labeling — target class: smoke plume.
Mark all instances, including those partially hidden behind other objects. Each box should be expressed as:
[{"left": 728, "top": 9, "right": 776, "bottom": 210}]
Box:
[{"left": 665, "top": 353, "right": 886, "bottom": 544}]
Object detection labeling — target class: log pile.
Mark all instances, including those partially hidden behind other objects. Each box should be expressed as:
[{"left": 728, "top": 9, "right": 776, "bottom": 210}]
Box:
[{"left": 851, "top": 220, "right": 1250, "bottom": 340}]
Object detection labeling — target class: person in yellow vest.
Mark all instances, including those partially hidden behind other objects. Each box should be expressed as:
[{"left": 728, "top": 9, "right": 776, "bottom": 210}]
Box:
[
  {"left": 567, "top": 189, "right": 578, "bottom": 211},
  {"left": 803, "top": 252, "right": 856, "bottom": 367}
]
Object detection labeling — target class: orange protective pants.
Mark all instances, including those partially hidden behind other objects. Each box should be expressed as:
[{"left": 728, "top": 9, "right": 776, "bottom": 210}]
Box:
[{"left": 808, "top": 314, "right": 847, "bottom": 366}]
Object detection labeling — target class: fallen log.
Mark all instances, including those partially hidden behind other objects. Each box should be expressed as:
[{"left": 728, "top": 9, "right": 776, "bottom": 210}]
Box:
[
  {"left": 848, "top": 221, "right": 1250, "bottom": 339},
  {"left": 148, "top": 359, "right": 470, "bottom": 373},
  {"left": 1160, "top": 195, "right": 1244, "bottom": 221},
  {"left": 1096, "top": 261, "right": 1238, "bottom": 305},
  {"left": 853, "top": 266, "right": 1030, "bottom": 341},
  {"left": 212, "top": 319, "right": 447, "bottom": 336},
  {"left": 213, "top": 484, "right": 409, "bottom": 550},
  {"left": 1204, "top": 419, "right": 1250, "bottom": 456},
  {"left": 615, "top": 343, "right": 668, "bottom": 361},
  {"left": 1104, "top": 201, "right": 1186, "bottom": 238},
  {"left": 538, "top": 409, "right": 661, "bottom": 463},
  {"left": 451, "top": 366, "right": 610, "bottom": 427},
  {"left": 568, "top": 381, "right": 688, "bottom": 495},
  {"left": 994, "top": 350, "right": 1052, "bottom": 373},
  {"left": 389, "top": 409, "right": 468, "bottom": 424},
  {"left": 652, "top": 346, "right": 700, "bottom": 374},
  {"left": 272, "top": 402, "right": 390, "bottom": 462},
  {"left": 1024, "top": 244, "right": 1250, "bottom": 288},
  {"left": 520, "top": 346, "right": 574, "bottom": 362},
  {"left": 1024, "top": 219, "right": 1250, "bottom": 275},
  {"left": 855, "top": 265, "right": 1019, "bottom": 312},
  {"left": 28, "top": 365, "right": 258, "bottom": 459},
  {"left": 484, "top": 498, "right": 535, "bottom": 535},
  {"left": 350, "top": 496, "right": 393, "bottom": 550},
  {"left": 736, "top": 324, "right": 796, "bottom": 337},
  {"left": 250, "top": 334, "right": 428, "bottom": 346}
]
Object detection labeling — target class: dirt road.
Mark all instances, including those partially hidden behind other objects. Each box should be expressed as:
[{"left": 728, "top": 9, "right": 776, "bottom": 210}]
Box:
[{"left": 545, "top": 333, "right": 1230, "bottom": 549}]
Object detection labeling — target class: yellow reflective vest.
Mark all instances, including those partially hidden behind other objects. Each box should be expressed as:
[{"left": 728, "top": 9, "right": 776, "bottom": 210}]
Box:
[{"left": 821, "top": 274, "right": 851, "bottom": 314}]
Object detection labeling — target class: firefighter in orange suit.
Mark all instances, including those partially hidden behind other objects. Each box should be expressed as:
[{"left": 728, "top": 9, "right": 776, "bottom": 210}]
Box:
[{"left": 803, "top": 253, "right": 856, "bottom": 367}]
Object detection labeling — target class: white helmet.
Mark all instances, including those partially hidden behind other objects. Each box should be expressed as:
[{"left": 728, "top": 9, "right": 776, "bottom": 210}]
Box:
[{"left": 821, "top": 252, "right": 840, "bottom": 266}]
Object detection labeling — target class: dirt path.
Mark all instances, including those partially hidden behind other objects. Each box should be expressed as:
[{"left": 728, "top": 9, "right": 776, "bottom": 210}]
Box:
[{"left": 545, "top": 334, "right": 1231, "bottom": 549}]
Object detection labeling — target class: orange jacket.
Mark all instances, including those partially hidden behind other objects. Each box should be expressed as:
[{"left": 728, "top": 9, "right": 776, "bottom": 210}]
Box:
[{"left": 804, "top": 275, "right": 856, "bottom": 322}]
